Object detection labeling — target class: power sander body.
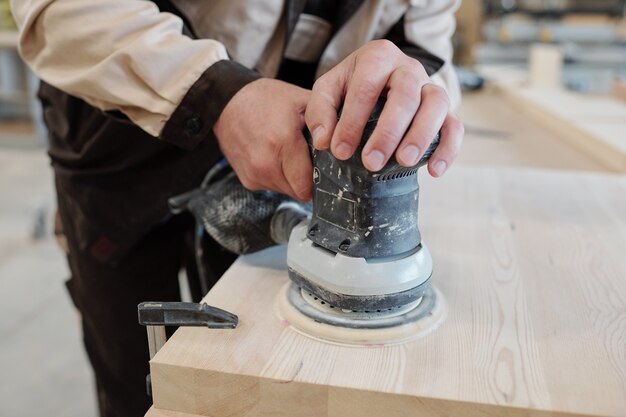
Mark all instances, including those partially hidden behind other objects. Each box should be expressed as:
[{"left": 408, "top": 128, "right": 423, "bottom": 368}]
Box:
[
  {"left": 172, "top": 97, "right": 443, "bottom": 339},
  {"left": 287, "top": 99, "right": 439, "bottom": 313}
]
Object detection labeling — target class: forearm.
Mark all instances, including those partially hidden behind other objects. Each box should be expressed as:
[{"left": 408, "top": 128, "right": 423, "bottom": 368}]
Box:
[{"left": 11, "top": 0, "right": 259, "bottom": 147}]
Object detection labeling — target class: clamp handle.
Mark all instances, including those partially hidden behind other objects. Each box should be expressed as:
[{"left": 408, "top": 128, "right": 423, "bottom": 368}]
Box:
[
  {"left": 138, "top": 301, "right": 238, "bottom": 329},
  {"left": 138, "top": 301, "right": 238, "bottom": 365},
  {"left": 138, "top": 301, "right": 239, "bottom": 396}
]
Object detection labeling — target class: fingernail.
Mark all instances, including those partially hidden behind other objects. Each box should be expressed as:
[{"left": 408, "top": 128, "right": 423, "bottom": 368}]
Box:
[
  {"left": 432, "top": 160, "right": 447, "bottom": 177},
  {"left": 335, "top": 142, "right": 352, "bottom": 159},
  {"left": 399, "top": 145, "right": 421, "bottom": 165},
  {"left": 365, "top": 150, "right": 385, "bottom": 171},
  {"left": 312, "top": 126, "right": 325, "bottom": 148}
]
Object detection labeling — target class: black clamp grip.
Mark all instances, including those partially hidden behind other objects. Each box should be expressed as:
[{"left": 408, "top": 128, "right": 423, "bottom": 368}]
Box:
[
  {"left": 138, "top": 301, "right": 238, "bottom": 329},
  {"left": 138, "top": 301, "right": 238, "bottom": 396}
]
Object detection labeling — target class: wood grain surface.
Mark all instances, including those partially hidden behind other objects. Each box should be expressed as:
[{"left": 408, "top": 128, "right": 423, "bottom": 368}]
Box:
[
  {"left": 477, "top": 65, "right": 626, "bottom": 172},
  {"left": 149, "top": 166, "right": 626, "bottom": 417},
  {"left": 146, "top": 408, "right": 201, "bottom": 417},
  {"left": 456, "top": 90, "right": 607, "bottom": 172},
  {"left": 500, "top": 87, "right": 626, "bottom": 172}
]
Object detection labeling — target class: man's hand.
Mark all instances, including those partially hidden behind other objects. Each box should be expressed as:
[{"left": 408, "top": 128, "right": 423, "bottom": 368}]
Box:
[
  {"left": 305, "top": 40, "right": 464, "bottom": 176},
  {"left": 213, "top": 78, "right": 313, "bottom": 201}
]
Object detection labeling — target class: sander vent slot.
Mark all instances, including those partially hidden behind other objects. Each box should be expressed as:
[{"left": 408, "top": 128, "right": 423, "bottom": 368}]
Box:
[{"left": 377, "top": 168, "right": 418, "bottom": 182}]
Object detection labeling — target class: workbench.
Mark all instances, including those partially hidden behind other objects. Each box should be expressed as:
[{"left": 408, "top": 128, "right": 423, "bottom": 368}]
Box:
[{"left": 144, "top": 91, "right": 626, "bottom": 417}]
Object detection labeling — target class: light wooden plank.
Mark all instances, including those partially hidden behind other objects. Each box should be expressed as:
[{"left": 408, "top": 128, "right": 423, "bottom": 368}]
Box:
[
  {"left": 146, "top": 407, "right": 202, "bottom": 417},
  {"left": 150, "top": 166, "right": 626, "bottom": 417},
  {"left": 614, "top": 80, "right": 626, "bottom": 102},
  {"left": 454, "top": 0, "right": 483, "bottom": 66},
  {"left": 456, "top": 90, "right": 607, "bottom": 172},
  {"left": 478, "top": 65, "right": 626, "bottom": 172}
]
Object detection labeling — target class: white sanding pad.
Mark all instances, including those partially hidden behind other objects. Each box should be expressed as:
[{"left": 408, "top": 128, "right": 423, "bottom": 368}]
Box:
[{"left": 274, "top": 282, "right": 448, "bottom": 347}]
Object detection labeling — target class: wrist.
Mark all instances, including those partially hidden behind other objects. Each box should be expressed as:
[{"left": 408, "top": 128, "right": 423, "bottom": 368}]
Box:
[{"left": 160, "top": 60, "right": 262, "bottom": 150}]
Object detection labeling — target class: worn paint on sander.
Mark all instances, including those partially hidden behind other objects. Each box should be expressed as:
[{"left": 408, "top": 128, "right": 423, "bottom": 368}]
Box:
[{"left": 285, "top": 97, "right": 442, "bottom": 337}]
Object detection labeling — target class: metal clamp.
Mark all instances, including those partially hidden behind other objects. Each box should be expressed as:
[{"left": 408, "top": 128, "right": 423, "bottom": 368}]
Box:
[
  {"left": 138, "top": 301, "right": 238, "bottom": 358},
  {"left": 138, "top": 301, "right": 238, "bottom": 396}
]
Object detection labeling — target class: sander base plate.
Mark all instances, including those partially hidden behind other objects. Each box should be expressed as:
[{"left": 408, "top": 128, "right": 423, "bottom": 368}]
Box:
[{"left": 274, "top": 282, "right": 447, "bottom": 347}]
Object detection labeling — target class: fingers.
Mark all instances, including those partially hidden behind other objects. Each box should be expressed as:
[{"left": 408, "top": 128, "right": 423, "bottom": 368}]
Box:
[
  {"left": 305, "top": 75, "right": 342, "bottom": 151},
  {"left": 395, "top": 83, "right": 449, "bottom": 167},
  {"left": 427, "top": 113, "right": 464, "bottom": 177},
  {"left": 282, "top": 132, "right": 313, "bottom": 201},
  {"left": 238, "top": 157, "right": 292, "bottom": 198},
  {"left": 306, "top": 39, "right": 462, "bottom": 179},
  {"left": 331, "top": 62, "right": 391, "bottom": 161},
  {"left": 239, "top": 136, "right": 311, "bottom": 201},
  {"left": 361, "top": 65, "right": 427, "bottom": 171},
  {"left": 307, "top": 40, "right": 403, "bottom": 161}
]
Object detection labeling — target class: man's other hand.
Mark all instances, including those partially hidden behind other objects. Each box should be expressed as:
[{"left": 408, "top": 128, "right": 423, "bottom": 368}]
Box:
[
  {"left": 213, "top": 78, "right": 312, "bottom": 201},
  {"left": 305, "top": 40, "right": 464, "bottom": 177}
]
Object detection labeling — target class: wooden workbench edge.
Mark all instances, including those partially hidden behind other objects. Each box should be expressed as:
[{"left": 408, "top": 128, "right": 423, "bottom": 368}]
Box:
[{"left": 150, "top": 362, "right": 597, "bottom": 417}]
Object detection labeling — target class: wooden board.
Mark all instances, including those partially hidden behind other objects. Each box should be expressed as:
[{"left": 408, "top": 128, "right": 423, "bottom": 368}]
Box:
[
  {"left": 149, "top": 166, "right": 626, "bottom": 417},
  {"left": 454, "top": 0, "right": 483, "bottom": 66},
  {"left": 146, "top": 408, "right": 201, "bottom": 417},
  {"left": 500, "top": 87, "right": 626, "bottom": 172},
  {"left": 456, "top": 90, "right": 607, "bottom": 172},
  {"left": 614, "top": 80, "right": 626, "bottom": 102},
  {"left": 478, "top": 65, "right": 626, "bottom": 173}
]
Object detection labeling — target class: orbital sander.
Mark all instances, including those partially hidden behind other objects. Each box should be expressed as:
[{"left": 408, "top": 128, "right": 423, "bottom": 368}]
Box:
[
  {"left": 177, "top": 98, "right": 446, "bottom": 346},
  {"left": 280, "top": 98, "right": 447, "bottom": 345}
]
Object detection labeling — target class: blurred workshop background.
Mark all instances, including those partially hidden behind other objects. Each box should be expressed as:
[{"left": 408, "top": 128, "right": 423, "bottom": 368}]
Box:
[{"left": 0, "top": 1, "right": 625, "bottom": 416}]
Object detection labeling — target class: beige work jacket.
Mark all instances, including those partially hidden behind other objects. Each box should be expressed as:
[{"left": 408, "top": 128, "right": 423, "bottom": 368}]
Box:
[{"left": 11, "top": 0, "right": 460, "bottom": 138}]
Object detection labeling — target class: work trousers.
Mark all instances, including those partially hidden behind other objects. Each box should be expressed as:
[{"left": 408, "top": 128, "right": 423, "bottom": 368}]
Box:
[
  {"left": 40, "top": 78, "right": 236, "bottom": 416},
  {"left": 60, "top": 209, "right": 237, "bottom": 417}
]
